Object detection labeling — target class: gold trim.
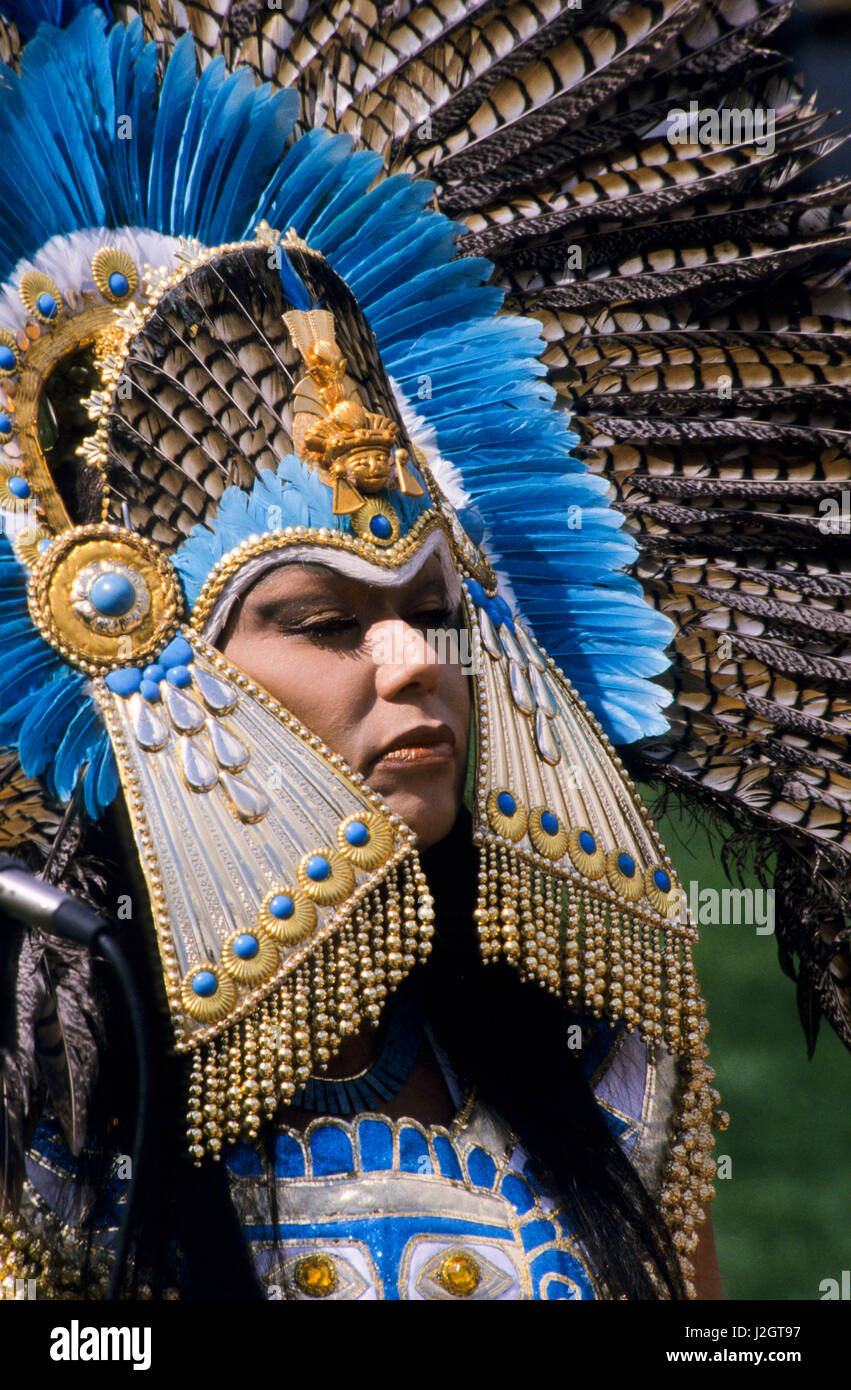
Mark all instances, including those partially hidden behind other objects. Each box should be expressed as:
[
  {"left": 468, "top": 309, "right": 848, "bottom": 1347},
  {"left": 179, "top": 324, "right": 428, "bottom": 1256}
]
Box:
[
  {"left": 13, "top": 303, "right": 117, "bottom": 533},
  {"left": 187, "top": 512, "right": 448, "bottom": 633}
]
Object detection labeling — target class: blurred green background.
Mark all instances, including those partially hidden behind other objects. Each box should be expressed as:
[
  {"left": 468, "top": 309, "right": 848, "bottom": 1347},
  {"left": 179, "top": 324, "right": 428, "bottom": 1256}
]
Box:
[{"left": 649, "top": 794, "right": 851, "bottom": 1301}]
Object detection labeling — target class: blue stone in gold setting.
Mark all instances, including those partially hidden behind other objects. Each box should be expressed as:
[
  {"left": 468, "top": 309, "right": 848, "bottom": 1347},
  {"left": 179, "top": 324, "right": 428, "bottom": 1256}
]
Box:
[
  {"left": 541, "top": 810, "right": 559, "bottom": 836},
  {"left": 306, "top": 855, "right": 331, "bottom": 882},
  {"left": 497, "top": 792, "right": 516, "bottom": 816},
  {"left": 192, "top": 970, "right": 217, "bottom": 997},
  {"left": 654, "top": 869, "right": 671, "bottom": 893},
  {"left": 89, "top": 571, "right": 136, "bottom": 617},
  {"left": 579, "top": 830, "right": 596, "bottom": 855},
  {"left": 270, "top": 894, "right": 294, "bottom": 919},
  {"left": 345, "top": 820, "right": 370, "bottom": 847},
  {"left": 233, "top": 933, "right": 259, "bottom": 960},
  {"left": 618, "top": 853, "right": 635, "bottom": 878}
]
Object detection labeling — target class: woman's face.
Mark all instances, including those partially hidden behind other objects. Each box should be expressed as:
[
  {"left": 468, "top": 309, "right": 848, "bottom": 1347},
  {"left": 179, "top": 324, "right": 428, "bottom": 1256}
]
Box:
[{"left": 219, "top": 553, "right": 471, "bottom": 850}]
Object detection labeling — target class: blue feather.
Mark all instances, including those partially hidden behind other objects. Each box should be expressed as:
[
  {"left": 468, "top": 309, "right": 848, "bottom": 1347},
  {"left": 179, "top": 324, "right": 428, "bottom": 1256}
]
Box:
[
  {"left": 51, "top": 699, "right": 105, "bottom": 802},
  {"left": 18, "top": 673, "right": 86, "bottom": 775}
]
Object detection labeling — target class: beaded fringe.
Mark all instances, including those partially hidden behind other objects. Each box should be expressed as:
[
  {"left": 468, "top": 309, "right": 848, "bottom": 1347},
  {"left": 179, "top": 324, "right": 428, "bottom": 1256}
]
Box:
[
  {"left": 473, "top": 838, "right": 726, "bottom": 1299},
  {"left": 473, "top": 839, "right": 702, "bottom": 1054},
  {"left": 185, "top": 856, "right": 434, "bottom": 1163}
]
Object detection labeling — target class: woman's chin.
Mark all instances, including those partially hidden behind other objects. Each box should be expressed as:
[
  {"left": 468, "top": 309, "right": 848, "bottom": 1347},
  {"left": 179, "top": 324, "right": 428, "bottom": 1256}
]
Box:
[{"left": 376, "top": 786, "right": 459, "bottom": 850}]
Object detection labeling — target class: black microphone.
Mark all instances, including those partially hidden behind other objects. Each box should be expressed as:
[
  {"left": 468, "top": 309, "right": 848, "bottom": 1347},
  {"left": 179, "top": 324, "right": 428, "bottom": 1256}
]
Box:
[
  {"left": 0, "top": 852, "right": 151, "bottom": 1302},
  {"left": 0, "top": 853, "right": 111, "bottom": 944}
]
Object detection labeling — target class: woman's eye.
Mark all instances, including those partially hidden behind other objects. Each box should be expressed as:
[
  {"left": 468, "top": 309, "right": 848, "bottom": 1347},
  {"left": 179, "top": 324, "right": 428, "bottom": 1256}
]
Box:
[
  {"left": 409, "top": 606, "right": 454, "bottom": 628},
  {"left": 277, "top": 616, "right": 358, "bottom": 638}
]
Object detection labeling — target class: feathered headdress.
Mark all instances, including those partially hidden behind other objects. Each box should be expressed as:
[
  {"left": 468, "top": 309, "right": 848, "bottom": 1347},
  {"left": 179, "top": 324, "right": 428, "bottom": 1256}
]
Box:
[{"left": 0, "top": 0, "right": 849, "bottom": 1299}]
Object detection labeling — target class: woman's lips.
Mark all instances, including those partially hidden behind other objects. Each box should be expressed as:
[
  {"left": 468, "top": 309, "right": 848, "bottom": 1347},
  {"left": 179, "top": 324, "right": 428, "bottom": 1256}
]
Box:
[{"left": 373, "top": 740, "right": 455, "bottom": 769}]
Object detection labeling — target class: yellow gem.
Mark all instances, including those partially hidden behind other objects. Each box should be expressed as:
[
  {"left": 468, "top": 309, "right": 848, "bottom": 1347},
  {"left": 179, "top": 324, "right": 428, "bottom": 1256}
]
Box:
[
  {"left": 293, "top": 1253, "right": 338, "bottom": 1299},
  {"left": 437, "top": 1249, "right": 481, "bottom": 1298}
]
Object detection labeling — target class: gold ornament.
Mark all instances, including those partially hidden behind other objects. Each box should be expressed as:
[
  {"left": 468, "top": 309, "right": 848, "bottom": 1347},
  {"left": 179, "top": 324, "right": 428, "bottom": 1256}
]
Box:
[
  {"left": 12, "top": 524, "right": 54, "bottom": 568},
  {"left": 27, "top": 524, "right": 182, "bottom": 673},
  {"left": 259, "top": 886, "right": 317, "bottom": 945},
  {"left": 436, "top": 1250, "right": 482, "bottom": 1297},
  {"left": 220, "top": 930, "right": 279, "bottom": 986},
  {"left": 293, "top": 1253, "right": 338, "bottom": 1298},
  {"left": 296, "top": 848, "right": 356, "bottom": 906},
  {"left": 180, "top": 966, "right": 238, "bottom": 1024},
  {"left": 605, "top": 849, "right": 646, "bottom": 902},
  {"left": 19, "top": 271, "right": 63, "bottom": 326},
  {"left": 486, "top": 788, "right": 529, "bottom": 842},
  {"left": 90, "top": 247, "right": 139, "bottom": 303},
  {"left": 283, "top": 307, "right": 424, "bottom": 514},
  {"left": 566, "top": 826, "right": 607, "bottom": 880},
  {"left": 336, "top": 811, "right": 394, "bottom": 870},
  {"left": 348, "top": 496, "right": 401, "bottom": 548},
  {"left": 528, "top": 807, "right": 569, "bottom": 860}
]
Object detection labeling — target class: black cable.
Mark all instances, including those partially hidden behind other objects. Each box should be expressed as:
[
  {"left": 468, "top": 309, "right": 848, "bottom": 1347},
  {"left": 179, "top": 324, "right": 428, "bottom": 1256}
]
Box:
[{"left": 95, "top": 930, "right": 152, "bottom": 1301}]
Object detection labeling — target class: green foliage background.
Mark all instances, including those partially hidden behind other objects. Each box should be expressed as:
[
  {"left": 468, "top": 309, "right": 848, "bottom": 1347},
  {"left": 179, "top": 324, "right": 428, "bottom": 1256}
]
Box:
[{"left": 649, "top": 795, "right": 850, "bottom": 1301}]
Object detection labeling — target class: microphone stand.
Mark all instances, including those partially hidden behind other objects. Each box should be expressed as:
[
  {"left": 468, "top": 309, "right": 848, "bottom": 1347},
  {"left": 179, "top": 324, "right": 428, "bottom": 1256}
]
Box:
[{"left": 0, "top": 853, "right": 152, "bottom": 1302}]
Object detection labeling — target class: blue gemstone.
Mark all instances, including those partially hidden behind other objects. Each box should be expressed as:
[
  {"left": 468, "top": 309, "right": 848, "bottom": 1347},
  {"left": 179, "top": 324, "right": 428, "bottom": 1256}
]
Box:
[
  {"left": 166, "top": 664, "right": 191, "bottom": 688},
  {"left": 36, "top": 293, "right": 58, "bottom": 319},
  {"left": 345, "top": 820, "right": 370, "bottom": 847},
  {"left": 140, "top": 678, "right": 162, "bottom": 703},
  {"left": 105, "top": 667, "right": 142, "bottom": 698},
  {"left": 37, "top": 538, "right": 52, "bottom": 554},
  {"left": 269, "top": 894, "right": 294, "bottom": 920},
  {"left": 306, "top": 855, "right": 331, "bottom": 882},
  {"left": 0, "top": 414, "right": 13, "bottom": 436},
  {"left": 578, "top": 830, "right": 596, "bottom": 855},
  {"left": 7, "top": 475, "right": 29, "bottom": 497},
  {"left": 233, "top": 933, "right": 259, "bottom": 961},
  {"left": 465, "top": 578, "right": 486, "bottom": 607},
  {"left": 142, "top": 664, "right": 165, "bottom": 683},
  {"left": 192, "top": 970, "right": 217, "bottom": 998},
  {"left": 541, "top": 811, "right": 559, "bottom": 836},
  {"left": 497, "top": 791, "right": 517, "bottom": 817},
  {"left": 653, "top": 869, "right": 672, "bottom": 893},
  {"left": 159, "top": 635, "right": 193, "bottom": 669},
  {"left": 617, "top": 853, "right": 636, "bottom": 878},
  {"left": 0, "top": 346, "right": 16, "bottom": 372},
  {"left": 369, "top": 514, "right": 392, "bottom": 540},
  {"left": 108, "top": 271, "right": 129, "bottom": 297},
  {"left": 89, "top": 572, "right": 136, "bottom": 617}
]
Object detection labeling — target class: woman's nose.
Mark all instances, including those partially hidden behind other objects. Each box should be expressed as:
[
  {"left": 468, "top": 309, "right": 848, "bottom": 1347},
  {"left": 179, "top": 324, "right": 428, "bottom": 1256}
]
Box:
[{"left": 368, "top": 619, "right": 443, "bottom": 698}]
